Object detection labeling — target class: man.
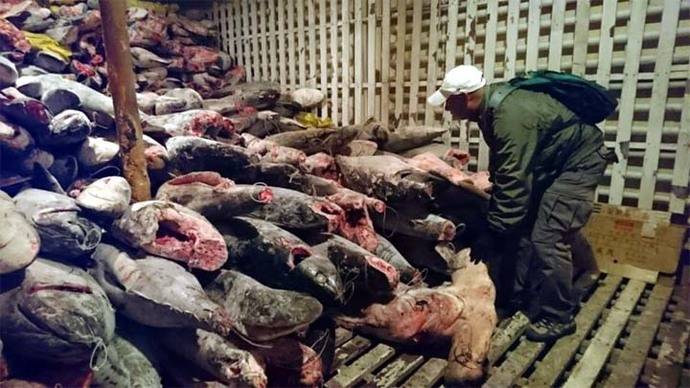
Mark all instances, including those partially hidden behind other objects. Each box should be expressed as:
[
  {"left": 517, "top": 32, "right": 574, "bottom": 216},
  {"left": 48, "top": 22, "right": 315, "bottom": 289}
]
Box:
[{"left": 428, "top": 65, "right": 609, "bottom": 342}]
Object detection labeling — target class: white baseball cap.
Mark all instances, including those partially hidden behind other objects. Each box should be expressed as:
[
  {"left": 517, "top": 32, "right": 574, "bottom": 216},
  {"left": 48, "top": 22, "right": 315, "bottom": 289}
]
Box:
[{"left": 427, "top": 65, "right": 486, "bottom": 107}]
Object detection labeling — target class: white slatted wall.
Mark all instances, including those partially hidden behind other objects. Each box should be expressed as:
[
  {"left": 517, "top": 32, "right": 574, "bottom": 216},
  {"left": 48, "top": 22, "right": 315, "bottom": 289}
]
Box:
[{"left": 211, "top": 0, "right": 690, "bottom": 215}]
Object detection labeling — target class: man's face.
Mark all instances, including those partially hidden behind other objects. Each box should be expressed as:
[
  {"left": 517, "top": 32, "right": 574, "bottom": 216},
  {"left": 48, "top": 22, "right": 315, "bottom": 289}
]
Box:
[{"left": 445, "top": 93, "right": 470, "bottom": 120}]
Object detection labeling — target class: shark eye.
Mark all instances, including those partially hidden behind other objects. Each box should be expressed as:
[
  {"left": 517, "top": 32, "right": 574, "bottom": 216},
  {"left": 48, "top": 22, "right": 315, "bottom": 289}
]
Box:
[{"left": 315, "top": 273, "right": 326, "bottom": 284}]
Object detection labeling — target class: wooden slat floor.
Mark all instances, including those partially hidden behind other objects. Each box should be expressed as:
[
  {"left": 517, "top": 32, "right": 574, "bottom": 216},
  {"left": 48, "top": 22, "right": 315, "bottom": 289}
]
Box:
[{"left": 325, "top": 267, "right": 690, "bottom": 388}]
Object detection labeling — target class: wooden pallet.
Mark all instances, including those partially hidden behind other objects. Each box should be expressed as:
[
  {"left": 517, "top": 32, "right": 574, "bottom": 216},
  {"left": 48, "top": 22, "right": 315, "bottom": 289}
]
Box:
[
  {"left": 325, "top": 269, "right": 688, "bottom": 388},
  {"left": 640, "top": 266, "right": 690, "bottom": 388}
]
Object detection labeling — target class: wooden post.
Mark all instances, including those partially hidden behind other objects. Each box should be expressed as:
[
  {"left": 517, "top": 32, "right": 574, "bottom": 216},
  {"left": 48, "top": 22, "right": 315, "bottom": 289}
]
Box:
[{"left": 99, "top": 0, "right": 151, "bottom": 201}]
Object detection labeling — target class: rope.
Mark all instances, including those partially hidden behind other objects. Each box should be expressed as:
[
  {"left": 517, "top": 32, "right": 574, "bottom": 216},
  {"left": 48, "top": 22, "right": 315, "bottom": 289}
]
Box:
[
  {"left": 287, "top": 170, "right": 299, "bottom": 184},
  {"left": 249, "top": 182, "right": 270, "bottom": 204},
  {"left": 381, "top": 206, "right": 400, "bottom": 238},
  {"left": 337, "top": 257, "right": 359, "bottom": 305},
  {"left": 89, "top": 337, "right": 108, "bottom": 371},
  {"left": 408, "top": 267, "right": 428, "bottom": 286},
  {"left": 308, "top": 329, "right": 331, "bottom": 361},
  {"left": 231, "top": 326, "right": 273, "bottom": 349}
]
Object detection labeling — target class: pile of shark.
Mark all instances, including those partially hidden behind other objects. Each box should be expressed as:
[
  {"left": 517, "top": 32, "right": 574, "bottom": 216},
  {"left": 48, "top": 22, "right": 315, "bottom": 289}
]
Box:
[{"left": 0, "top": 1, "right": 498, "bottom": 387}]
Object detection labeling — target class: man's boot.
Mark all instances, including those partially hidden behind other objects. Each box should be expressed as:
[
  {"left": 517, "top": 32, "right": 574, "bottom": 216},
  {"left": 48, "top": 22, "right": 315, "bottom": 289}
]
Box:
[{"left": 525, "top": 315, "right": 576, "bottom": 342}]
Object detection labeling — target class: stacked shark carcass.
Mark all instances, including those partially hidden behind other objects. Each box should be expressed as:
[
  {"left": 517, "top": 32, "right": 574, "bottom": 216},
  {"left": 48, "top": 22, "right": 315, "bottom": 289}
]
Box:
[
  {"left": 1, "top": 0, "right": 241, "bottom": 96},
  {"left": 0, "top": 1, "right": 497, "bottom": 387}
]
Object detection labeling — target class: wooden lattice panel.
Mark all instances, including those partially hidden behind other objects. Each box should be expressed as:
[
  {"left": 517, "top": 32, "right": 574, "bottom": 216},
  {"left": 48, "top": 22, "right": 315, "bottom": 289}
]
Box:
[{"left": 209, "top": 0, "right": 690, "bottom": 215}]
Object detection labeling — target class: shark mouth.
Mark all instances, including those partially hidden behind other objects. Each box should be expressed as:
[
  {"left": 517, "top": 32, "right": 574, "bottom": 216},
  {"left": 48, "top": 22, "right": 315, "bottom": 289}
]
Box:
[
  {"left": 311, "top": 201, "right": 344, "bottom": 233},
  {"left": 363, "top": 255, "right": 400, "bottom": 293},
  {"left": 329, "top": 194, "right": 379, "bottom": 252},
  {"left": 145, "top": 207, "right": 228, "bottom": 271}
]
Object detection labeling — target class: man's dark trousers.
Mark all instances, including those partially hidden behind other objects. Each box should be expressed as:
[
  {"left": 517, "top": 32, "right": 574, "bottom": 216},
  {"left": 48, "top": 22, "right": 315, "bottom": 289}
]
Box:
[{"left": 513, "top": 145, "right": 609, "bottom": 322}]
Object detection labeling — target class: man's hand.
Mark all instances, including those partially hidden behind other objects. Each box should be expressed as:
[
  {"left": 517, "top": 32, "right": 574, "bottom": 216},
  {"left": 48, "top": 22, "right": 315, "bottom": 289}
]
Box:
[{"left": 469, "top": 231, "right": 498, "bottom": 264}]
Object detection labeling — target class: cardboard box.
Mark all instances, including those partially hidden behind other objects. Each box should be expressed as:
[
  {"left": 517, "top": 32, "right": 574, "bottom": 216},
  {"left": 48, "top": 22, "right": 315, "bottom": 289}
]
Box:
[{"left": 582, "top": 203, "right": 687, "bottom": 274}]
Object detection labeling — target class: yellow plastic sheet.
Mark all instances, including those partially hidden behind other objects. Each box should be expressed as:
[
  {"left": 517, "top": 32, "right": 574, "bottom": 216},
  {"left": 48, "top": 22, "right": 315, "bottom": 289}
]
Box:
[
  {"left": 23, "top": 31, "right": 72, "bottom": 61},
  {"left": 295, "top": 112, "right": 334, "bottom": 128}
]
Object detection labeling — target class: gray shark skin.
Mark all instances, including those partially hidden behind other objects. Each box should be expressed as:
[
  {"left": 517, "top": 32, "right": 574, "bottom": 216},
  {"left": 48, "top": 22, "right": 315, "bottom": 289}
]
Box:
[{"left": 13, "top": 188, "right": 101, "bottom": 260}]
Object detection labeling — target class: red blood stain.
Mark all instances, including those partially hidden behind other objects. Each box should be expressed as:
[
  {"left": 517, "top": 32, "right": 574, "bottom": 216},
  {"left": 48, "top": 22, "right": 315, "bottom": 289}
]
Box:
[{"left": 28, "top": 282, "right": 93, "bottom": 295}]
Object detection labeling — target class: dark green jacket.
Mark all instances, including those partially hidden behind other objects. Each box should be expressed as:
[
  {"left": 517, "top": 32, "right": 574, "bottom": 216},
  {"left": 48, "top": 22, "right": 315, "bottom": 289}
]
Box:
[{"left": 477, "top": 82, "right": 604, "bottom": 235}]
